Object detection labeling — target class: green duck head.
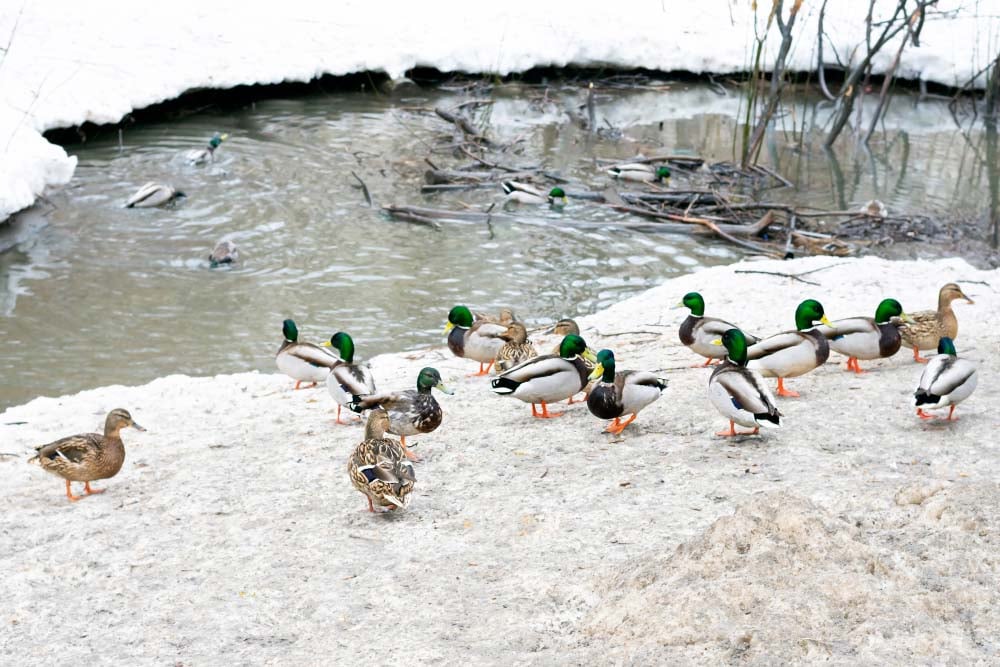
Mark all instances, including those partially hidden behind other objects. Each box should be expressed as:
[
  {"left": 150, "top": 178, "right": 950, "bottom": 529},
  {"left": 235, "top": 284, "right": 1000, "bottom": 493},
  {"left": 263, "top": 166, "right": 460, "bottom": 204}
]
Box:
[
  {"left": 679, "top": 291, "right": 706, "bottom": 316},
  {"left": 874, "top": 298, "right": 906, "bottom": 324},
  {"left": 322, "top": 331, "right": 355, "bottom": 363},
  {"left": 547, "top": 187, "right": 568, "bottom": 206},
  {"left": 794, "top": 299, "right": 832, "bottom": 330},
  {"left": 209, "top": 132, "right": 228, "bottom": 149},
  {"left": 588, "top": 349, "right": 616, "bottom": 382},
  {"left": 282, "top": 319, "right": 299, "bottom": 342},
  {"left": 937, "top": 337, "right": 957, "bottom": 355},
  {"left": 558, "top": 334, "right": 598, "bottom": 363},
  {"left": 416, "top": 367, "right": 454, "bottom": 395},
  {"left": 445, "top": 305, "right": 474, "bottom": 333},
  {"left": 712, "top": 328, "right": 750, "bottom": 365},
  {"left": 655, "top": 166, "right": 671, "bottom": 181}
]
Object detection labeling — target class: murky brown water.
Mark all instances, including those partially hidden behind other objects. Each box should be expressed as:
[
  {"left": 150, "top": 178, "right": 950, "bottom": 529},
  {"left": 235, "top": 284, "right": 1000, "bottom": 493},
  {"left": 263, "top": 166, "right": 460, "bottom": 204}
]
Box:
[{"left": 0, "top": 82, "right": 992, "bottom": 409}]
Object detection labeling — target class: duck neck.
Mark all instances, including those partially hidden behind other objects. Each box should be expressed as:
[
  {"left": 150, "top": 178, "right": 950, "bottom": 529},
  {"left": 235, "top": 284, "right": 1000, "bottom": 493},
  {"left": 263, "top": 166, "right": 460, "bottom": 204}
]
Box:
[
  {"left": 601, "top": 364, "right": 616, "bottom": 383},
  {"left": 365, "top": 412, "right": 388, "bottom": 439}
]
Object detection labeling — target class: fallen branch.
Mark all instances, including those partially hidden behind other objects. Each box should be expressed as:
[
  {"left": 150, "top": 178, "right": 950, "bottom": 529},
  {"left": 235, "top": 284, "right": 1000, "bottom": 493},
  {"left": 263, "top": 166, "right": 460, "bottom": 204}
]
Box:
[
  {"left": 434, "top": 107, "right": 494, "bottom": 146},
  {"left": 350, "top": 171, "right": 372, "bottom": 207}
]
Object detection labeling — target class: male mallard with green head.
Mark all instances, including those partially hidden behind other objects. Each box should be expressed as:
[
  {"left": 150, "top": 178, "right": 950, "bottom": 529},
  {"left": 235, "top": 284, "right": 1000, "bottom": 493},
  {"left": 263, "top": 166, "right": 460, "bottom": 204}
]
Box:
[
  {"left": 275, "top": 319, "right": 341, "bottom": 389},
  {"left": 746, "top": 299, "right": 834, "bottom": 398},
  {"left": 708, "top": 329, "right": 781, "bottom": 436},
  {"left": 125, "top": 182, "right": 185, "bottom": 208},
  {"left": 348, "top": 367, "right": 453, "bottom": 461},
  {"left": 445, "top": 305, "right": 507, "bottom": 376},
  {"left": 607, "top": 164, "right": 670, "bottom": 183},
  {"left": 29, "top": 409, "right": 145, "bottom": 502},
  {"left": 816, "top": 298, "right": 908, "bottom": 373},
  {"left": 186, "top": 132, "right": 229, "bottom": 165},
  {"left": 348, "top": 409, "right": 416, "bottom": 513},
  {"left": 322, "top": 332, "right": 376, "bottom": 425},
  {"left": 501, "top": 181, "right": 568, "bottom": 206},
  {"left": 677, "top": 291, "right": 760, "bottom": 367},
  {"left": 586, "top": 349, "right": 667, "bottom": 435},
  {"left": 914, "top": 337, "right": 978, "bottom": 421},
  {"left": 490, "top": 334, "right": 598, "bottom": 418}
]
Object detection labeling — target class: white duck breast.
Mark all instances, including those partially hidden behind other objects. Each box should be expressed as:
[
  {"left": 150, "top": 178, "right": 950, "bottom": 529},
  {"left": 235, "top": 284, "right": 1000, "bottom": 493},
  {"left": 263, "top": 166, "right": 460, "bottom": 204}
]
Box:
[
  {"left": 449, "top": 321, "right": 506, "bottom": 363},
  {"left": 125, "top": 182, "right": 177, "bottom": 208},
  {"left": 275, "top": 343, "right": 340, "bottom": 384},
  {"left": 492, "top": 355, "right": 588, "bottom": 404},
  {"left": 708, "top": 366, "right": 781, "bottom": 429},
  {"left": 916, "top": 355, "right": 978, "bottom": 408},
  {"left": 327, "top": 362, "right": 376, "bottom": 406},
  {"left": 746, "top": 330, "right": 828, "bottom": 378}
]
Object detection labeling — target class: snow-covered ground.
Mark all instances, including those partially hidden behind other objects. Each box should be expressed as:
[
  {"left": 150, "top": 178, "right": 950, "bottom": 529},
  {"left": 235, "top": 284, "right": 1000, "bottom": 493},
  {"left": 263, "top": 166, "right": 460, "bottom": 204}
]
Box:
[
  {"left": 2, "top": 256, "right": 997, "bottom": 663},
  {"left": 0, "top": 0, "right": 995, "bottom": 221}
]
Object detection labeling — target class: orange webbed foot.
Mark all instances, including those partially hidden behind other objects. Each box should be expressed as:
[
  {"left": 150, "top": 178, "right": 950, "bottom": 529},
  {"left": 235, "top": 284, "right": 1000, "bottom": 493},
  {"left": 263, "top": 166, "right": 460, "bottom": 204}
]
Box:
[
  {"left": 775, "top": 378, "right": 800, "bottom": 398},
  {"left": 83, "top": 482, "right": 104, "bottom": 495}
]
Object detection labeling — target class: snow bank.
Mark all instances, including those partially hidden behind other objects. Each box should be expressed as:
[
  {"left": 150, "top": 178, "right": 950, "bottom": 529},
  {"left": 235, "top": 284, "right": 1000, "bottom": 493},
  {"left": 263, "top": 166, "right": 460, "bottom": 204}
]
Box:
[
  {"left": 1, "top": 256, "right": 998, "bottom": 662},
  {"left": 0, "top": 0, "right": 994, "bottom": 221}
]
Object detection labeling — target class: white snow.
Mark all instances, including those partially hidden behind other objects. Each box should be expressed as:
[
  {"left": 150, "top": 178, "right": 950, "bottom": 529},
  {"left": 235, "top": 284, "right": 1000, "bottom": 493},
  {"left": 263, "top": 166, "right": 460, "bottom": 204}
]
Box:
[{"left": 0, "top": 0, "right": 995, "bottom": 221}]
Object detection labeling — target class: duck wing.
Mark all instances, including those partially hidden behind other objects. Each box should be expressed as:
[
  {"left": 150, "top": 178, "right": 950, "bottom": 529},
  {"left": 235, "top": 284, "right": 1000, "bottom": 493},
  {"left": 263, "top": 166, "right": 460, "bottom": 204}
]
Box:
[
  {"left": 31, "top": 433, "right": 102, "bottom": 464},
  {"left": 746, "top": 331, "right": 805, "bottom": 359}
]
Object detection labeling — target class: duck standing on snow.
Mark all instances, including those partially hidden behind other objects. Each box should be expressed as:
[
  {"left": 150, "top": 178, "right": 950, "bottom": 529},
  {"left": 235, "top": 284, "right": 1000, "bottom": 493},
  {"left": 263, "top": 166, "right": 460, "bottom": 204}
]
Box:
[
  {"left": 677, "top": 291, "right": 760, "bottom": 367},
  {"left": 275, "top": 319, "right": 341, "bottom": 389},
  {"left": 606, "top": 163, "right": 671, "bottom": 183},
  {"left": 708, "top": 329, "right": 781, "bottom": 437},
  {"left": 586, "top": 349, "right": 667, "bottom": 435},
  {"left": 501, "top": 181, "right": 568, "bottom": 206},
  {"left": 914, "top": 337, "right": 978, "bottom": 421},
  {"left": 445, "top": 305, "right": 507, "bottom": 376},
  {"left": 186, "top": 132, "right": 228, "bottom": 164},
  {"left": 124, "top": 182, "right": 185, "bottom": 208},
  {"left": 28, "top": 409, "right": 145, "bottom": 502},
  {"left": 495, "top": 321, "right": 538, "bottom": 372},
  {"left": 348, "top": 367, "right": 453, "bottom": 462},
  {"left": 816, "top": 298, "right": 909, "bottom": 373},
  {"left": 490, "top": 334, "right": 597, "bottom": 418},
  {"left": 208, "top": 240, "right": 239, "bottom": 267},
  {"left": 896, "top": 283, "right": 974, "bottom": 363},
  {"left": 746, "top": 299, "right": 834, "bottom": 398},
  {"left": 322, "top": 332, "right": 375, "bottom": 425},
  {"left": 348, "top": 409, "right": 416, "bottom": 513},
  {"left": 546, "top": 318, "right": 596, "bottom": 403}
]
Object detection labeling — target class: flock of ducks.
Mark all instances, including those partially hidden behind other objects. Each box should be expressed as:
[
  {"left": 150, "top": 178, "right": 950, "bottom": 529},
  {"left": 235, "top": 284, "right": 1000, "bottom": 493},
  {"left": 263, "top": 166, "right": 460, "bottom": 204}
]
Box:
[{"left": 27, "top": 281, "right": 979, "bottom": 511}]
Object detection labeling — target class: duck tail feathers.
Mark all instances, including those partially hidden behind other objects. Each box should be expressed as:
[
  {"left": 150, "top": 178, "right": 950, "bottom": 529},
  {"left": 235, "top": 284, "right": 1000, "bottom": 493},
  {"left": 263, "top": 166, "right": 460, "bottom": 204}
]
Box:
[
  {"left": 914, "top": 390, "right": 940, "bottom": 406},
  {"left": 490, "top": 377, "right": 519, "bottom": 395},
  {"left": 755, "top": 412, "right": 780, "bottom": 428}
]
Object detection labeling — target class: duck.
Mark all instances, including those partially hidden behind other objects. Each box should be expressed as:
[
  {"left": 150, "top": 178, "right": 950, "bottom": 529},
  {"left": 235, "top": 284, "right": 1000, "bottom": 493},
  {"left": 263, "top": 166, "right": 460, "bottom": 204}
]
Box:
[
  {"left": 746, "top": 299, "right": 833, "bottom": 398},
  {"left": 586, "top": 349, "right": 668, "bottom": 434},
  {"left": 490, "top": 334, "right": 597, "bottom": 418},
  {"left": 446, "top": 305, "right": 508, "bottom": 376},
  {"left": 124, "top": 182, "right": 186, "bottom": 208},
  {"left": 677, "top": 292, "right": 761, "bottom": 367},
  {"left": 322, "top": 332, "right": 376, "bottom": 425},
  {"left": 208, "top": 239, "right": 239, "bottom": 267},
  {"left": 914, "top": 337, "right": 978, "bottom": 421},
  {"left": 474, "top": 307, "right": 518, "bottom": 325},
  {"left": 708, "top": 329, "right": 781, "bottom": 437},
  {"left": 546, "top": 318, "right": 596, "bottom": 403},
  {"left": 859, "top": 200, "right": 888, "bottom": 218},
  {"left": 275, "top": 319, "right": 341, "bottom": 389},
  {"left": 816, "top": 298, "right": 908, "bottom": 373},
  {"left": 495, "top": 321, "right": 538, "bottom": 372},
  {"left": 348, "top": 367, "right": 453, "bottom": 461},
  {"left": 606, "top": 163, "right": 671, "bottom": 183},
  {"left": 186, "top": 132, "right": 228, "bottom": 165},
  {"left": 501, "top": 181, "right": 568, "bottom": 206},
  {"left": 896, "top": 283, "right": 974, "bottom": 363},
  {"left": 28, "top": 408, "right": 145, "bottom": 502},
  {"left": 347, "top": 409, "right": 416, "bottom": 513}
]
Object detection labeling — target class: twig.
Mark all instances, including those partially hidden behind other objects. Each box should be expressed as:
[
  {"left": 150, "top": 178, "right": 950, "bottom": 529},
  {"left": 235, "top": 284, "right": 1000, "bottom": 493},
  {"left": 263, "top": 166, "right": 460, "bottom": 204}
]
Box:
[
  {"left": 434, "top": 107, "right": 494, "bottom": 146},
  {"left": 457, "top": 144, "right": 523, "bottom": 172},
  {"left": 350, "top": 171, "right": 372, "bottom": 207},
  {"left": 734, "top": 270, "right": 821, "bottom": 285}
]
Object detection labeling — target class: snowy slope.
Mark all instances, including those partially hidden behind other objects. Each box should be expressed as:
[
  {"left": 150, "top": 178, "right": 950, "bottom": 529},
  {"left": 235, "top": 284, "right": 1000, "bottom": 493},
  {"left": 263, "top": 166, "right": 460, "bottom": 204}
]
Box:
[{"left": 0, "top": 0, "right": 994, "bottom": 221}]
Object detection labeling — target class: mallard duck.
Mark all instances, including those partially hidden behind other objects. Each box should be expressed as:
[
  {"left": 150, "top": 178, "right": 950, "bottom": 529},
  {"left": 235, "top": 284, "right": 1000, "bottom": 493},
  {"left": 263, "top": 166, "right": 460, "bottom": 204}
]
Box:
[
  {"left": 275, "top": 319, "right": 341, "bottom": 389},
  {"left": 495, "top": 322, "right": 538, "bottom": 372},
  {"left": 208, "top": 240, "right": 239, "bottom": 267},
  {"left": 490, "top": 334, "right": 597, "bottom": 418},
  {"left": 501, "top": 181, "right": 568, "bottom": 206},
  {"left": 897, "top": 283, "right": 974, "bottom": 363},
  {"left": 859, "top": 200, "right": 888, "bottom": 218},
  {"left": 607, "top": 163, "right": 670, "bottom": 183},
  {"left": 446, "top": 305, "right": 507, "bottom": 376},
  {"left": 586, "top": 349, "right": 667, "bottom": 434},
  {"left": 124, "top": 182, "right": 185, "bottom": 208},
  {"left": 708, "top": 329, "right": 781, "bottom": 436},
  {"left": 348, "top": 367, "right": 452, "bottom": 461},
  {"left": 677, "top": 292, "right": 761, "bottom": 367},
  {"left": 321, "top": 332, "right": 375, "bottom": 425},
  {"left": 914, "top": 337, "right": 978, "bottom": 421},
  {"left": 546, "top": 318, "right": 596, "bottom": 402},
  {"left": 816, "top": 298, "right": 908, "bottom": 373},
  {"left": 348, "top": 409, "right": 416, "bottom": 513},
  {"left": 474, "top": 307, "right": 518, "bottom": 325},
  {"left": 746, "top": 299, "right": 833, "bottom": 398},
  {"left": 186, "top": 132, "right": 228, "bottom": 165},
  {"left": 28, "top": 408, "right": 145, "bottom": 502}
]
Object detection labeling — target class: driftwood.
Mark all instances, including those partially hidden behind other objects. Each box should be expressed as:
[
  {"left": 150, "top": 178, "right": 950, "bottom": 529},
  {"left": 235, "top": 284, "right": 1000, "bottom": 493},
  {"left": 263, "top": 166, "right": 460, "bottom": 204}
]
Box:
[{"left": 434, "top": 107, "right": 495, "bottom": 146}]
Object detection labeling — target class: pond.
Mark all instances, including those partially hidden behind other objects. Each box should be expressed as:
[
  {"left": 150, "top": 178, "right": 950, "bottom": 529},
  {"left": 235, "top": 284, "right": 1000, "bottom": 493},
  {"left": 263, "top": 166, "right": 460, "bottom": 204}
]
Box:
[{"left": 0, "top": 80, "right": 992, "bottom": 409}]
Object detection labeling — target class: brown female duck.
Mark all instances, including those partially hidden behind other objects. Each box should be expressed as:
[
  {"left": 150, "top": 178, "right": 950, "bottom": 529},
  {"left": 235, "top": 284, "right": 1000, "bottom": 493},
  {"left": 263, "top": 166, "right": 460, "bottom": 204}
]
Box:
[
  {"left": 29, "top": 408, "right": 145, "bottom": 502},
  {"left": 897, "top": 283, "right": 973, "bottom": 363},
  {"left": 495, "top": 321, "right": 538, "bottom": 372},
  {"left": 348, "top": 409, "right": 416, "bottom": 513}
]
